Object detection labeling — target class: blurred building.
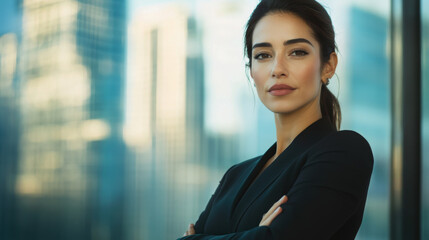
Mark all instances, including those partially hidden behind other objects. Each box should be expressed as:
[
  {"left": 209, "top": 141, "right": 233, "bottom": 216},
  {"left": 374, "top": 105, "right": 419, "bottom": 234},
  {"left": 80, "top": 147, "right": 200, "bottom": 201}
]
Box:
[
  {"left": 0, "top": 32, "right": 20, "bottom": 240},
  {"left": 345, "top": 6, "right": 390, "bottom": 239},
  {"left": 15, "top": 0, "right": 126, "bottom": 239},
  {"left": 196, "top": 0, "right": 263, "bottom": 158},
  {"left": 125, "top": 3, "right": 197, "bottom": 239}
]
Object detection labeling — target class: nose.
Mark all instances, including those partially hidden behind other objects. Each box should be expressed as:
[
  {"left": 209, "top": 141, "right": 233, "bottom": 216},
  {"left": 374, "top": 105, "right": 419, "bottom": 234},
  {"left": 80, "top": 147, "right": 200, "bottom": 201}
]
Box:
[{"left": 271, "top": 55, "right": 288, "bottom": 78}]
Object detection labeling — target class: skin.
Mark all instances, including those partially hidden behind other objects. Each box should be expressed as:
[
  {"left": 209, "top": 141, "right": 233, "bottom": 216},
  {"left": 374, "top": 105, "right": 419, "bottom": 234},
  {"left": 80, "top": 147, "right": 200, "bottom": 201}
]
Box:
[{"left": 184, "top": 12, "right": 338, "bottom": 236}]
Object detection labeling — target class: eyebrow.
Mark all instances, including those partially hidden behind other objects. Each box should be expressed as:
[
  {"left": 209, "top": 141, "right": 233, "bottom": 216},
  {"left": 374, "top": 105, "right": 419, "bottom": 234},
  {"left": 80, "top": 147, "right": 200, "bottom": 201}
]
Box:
[{"left": 252, "top": 38, "right": 314, "bottom": 49}]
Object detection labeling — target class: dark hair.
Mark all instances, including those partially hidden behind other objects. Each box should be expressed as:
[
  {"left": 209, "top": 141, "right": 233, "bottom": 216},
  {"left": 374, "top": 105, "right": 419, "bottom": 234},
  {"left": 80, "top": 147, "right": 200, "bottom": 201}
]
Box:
[{"left": 244, "top": 0, "right": 341, "bottom": 130}]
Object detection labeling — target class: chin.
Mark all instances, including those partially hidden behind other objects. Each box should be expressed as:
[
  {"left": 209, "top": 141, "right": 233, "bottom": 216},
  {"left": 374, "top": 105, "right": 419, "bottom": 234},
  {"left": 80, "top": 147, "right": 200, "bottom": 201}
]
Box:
[
  {"left": 271, "top": 109, "right": 297, "bottom": 114},
  {"left": 264, "top": 103, "right": 299, "bottom": 114}
]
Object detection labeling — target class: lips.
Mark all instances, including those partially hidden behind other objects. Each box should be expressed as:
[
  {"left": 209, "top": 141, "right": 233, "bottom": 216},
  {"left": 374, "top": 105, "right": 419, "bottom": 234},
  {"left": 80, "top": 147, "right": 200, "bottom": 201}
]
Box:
[
  {"left": 268, "top": 84, "right": 296, "bottom": 96},
  {"left": 269, "top": 84, "right": 295, "bottom": 92}
]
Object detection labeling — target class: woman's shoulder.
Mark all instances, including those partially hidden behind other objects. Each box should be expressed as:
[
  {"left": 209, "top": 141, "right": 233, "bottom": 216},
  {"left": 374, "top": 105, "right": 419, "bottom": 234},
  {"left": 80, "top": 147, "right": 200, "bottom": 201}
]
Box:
[
  {"left": 309, "top": 129, "right": 374, "bottom": 166},
  {"left": 322, "top": 129, "right": 372, "bottom": 151}
]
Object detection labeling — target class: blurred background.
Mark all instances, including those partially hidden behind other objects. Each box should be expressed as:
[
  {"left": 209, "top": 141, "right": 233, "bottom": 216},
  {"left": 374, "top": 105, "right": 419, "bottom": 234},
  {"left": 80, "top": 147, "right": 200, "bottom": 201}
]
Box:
[{"left": 0, "top": 0, "right": 427, "bottom": 239}]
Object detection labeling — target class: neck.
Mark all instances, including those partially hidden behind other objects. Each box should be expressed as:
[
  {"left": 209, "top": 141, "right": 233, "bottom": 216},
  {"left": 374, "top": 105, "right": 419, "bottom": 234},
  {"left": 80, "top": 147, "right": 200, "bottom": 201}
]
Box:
[{"left": 272, "top": 105, "right": 322, "bottom": 160}]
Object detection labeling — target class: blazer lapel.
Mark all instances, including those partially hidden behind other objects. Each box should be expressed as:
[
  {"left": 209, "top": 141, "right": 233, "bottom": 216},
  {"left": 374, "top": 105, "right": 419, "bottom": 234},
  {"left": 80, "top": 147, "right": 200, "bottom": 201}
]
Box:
[
  {"left": 231, "top": 118, "right": 335, "bottom": 230},
  {"left": 230, "top": 142, "right": 276, "bottom": 216}
]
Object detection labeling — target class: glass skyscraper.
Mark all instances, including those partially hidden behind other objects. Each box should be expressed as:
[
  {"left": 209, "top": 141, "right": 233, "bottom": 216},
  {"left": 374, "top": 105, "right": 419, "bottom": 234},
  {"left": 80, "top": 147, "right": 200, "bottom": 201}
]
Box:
[
  {"left": 346, "top": 6, "right": 390, "bottom": 240},
  {"left": 12, "top": 0, "right": 126, "bottom": 239}
]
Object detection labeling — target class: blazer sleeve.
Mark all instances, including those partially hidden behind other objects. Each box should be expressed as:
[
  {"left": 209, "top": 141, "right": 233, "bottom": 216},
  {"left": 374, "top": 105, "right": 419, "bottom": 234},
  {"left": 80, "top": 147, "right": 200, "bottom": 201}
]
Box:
[
  {"left": 192, "top": 166, "right": 235, "bottom": 234},
  {"left": 178, "top": 131, "right": 374, "bottom": 240}
]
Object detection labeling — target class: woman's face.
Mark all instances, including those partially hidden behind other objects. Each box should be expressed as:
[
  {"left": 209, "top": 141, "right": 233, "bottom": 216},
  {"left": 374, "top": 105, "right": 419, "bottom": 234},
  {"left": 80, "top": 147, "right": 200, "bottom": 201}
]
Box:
[{"left": 250, "top": 12, "right": 332, "bottom": 116}]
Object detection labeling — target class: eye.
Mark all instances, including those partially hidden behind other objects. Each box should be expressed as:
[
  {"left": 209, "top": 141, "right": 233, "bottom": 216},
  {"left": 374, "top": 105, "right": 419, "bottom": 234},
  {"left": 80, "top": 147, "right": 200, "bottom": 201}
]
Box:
[
  {"left": 254, "top": 53, "right": 272, "bottom": 60},
  {"left": 290, "top": 49, "right": 308, "bottom": 57}
]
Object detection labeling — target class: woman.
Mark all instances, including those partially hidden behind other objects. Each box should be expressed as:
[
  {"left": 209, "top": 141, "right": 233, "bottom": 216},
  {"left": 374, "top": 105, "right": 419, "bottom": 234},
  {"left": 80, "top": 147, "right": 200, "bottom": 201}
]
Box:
[{"left": 180, "top": 0, "right": 373, "bottom": 239}]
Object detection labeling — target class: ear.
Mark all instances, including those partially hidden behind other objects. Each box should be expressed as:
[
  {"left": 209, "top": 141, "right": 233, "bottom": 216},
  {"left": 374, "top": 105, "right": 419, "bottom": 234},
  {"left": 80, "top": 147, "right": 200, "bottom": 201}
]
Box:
[{"left": 321, "top": 52, "right": 338, "bottom": 83}]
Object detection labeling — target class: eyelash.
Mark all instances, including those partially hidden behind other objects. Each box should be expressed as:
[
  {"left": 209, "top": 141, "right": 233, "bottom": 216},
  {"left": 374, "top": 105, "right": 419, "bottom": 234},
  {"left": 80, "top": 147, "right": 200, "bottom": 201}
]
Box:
[
  {"left": 253, "top": 49, "right": 309, "bottom": 60},
  {"left": 290, "top": 49, "right": 308, "bottom": 56},
  {"left": 254, "top": 53, "right": 271, "bottom": 60}
]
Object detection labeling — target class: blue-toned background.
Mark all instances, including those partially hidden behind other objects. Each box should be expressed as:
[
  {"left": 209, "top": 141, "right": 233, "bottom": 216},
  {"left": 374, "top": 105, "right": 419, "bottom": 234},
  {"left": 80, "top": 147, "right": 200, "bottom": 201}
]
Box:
[{"left": 0, "top": 0, "right": 426, "bottom": 239}]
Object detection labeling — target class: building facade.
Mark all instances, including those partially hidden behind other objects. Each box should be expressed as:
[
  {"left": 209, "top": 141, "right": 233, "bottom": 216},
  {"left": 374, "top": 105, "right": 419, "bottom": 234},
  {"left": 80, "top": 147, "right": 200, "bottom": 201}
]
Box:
[{"left": 15, "top": 0, "right": 126, "bottom": 239}]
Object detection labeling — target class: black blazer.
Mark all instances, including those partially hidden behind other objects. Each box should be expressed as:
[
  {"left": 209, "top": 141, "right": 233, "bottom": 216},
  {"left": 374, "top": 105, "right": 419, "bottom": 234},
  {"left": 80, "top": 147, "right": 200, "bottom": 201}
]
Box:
[{"left": 178, "top": 118, "right": 374, "bottom": 240}]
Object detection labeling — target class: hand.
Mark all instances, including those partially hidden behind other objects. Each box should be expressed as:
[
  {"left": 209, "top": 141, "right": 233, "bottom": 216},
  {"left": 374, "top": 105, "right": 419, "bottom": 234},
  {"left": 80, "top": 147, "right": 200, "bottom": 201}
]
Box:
[
  {"left": 259, "top": 195, "right": 288, "bottom": 227},
  {"left": 183, "top": 223, "right": 195, "bottom": 237}
]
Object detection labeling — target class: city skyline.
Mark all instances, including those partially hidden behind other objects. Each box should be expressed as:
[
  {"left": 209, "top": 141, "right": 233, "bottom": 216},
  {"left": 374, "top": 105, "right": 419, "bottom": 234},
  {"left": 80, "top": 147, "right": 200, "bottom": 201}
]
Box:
[{"left": 0, "top": 0, "right": 412, "bottom": 239}]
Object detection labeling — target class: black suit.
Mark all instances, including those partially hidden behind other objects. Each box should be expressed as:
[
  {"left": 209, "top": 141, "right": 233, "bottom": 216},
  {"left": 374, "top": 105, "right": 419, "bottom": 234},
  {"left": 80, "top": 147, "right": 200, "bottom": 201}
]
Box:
[{"left": 178, "top": 118, "right": 374, "bottom": 240}]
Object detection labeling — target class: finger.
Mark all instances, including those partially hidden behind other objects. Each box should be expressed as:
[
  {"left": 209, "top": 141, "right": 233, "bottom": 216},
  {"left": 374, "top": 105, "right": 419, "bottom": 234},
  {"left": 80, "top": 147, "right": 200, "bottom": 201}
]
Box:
[
  {"left": 188, "top": 223, "right": 195, "bottom": 235},
  {"left": 261, "top": 195, "right": 288, "bottom": 222},
  {"left": 267, "top": 195, "right": 288, "bottom": 217},
  {"left": 261, "top": 206, "right": 283, "bottom": 226},
  {"left": 260, "top": 195, "right": 288, "bottom": 224}
]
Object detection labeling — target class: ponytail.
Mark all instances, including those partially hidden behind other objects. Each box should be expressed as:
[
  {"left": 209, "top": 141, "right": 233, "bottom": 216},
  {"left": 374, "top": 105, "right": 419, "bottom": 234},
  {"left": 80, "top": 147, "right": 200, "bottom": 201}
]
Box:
[{"left": 320, "top": 84, "right": 341, "bottom": 130}]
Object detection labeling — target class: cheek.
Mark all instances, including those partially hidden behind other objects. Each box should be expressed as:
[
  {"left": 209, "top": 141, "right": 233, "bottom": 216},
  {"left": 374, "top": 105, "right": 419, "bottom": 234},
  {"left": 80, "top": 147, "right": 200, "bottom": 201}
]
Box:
[
  {"left": 251, "top": 65, "right": 271, "bottom": 100},
  {"left": 295, "top": 59, "right": 321, "bottom": 86},
  {"left": 251, "top": 64, "right": 270, "bottom": 84}
]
